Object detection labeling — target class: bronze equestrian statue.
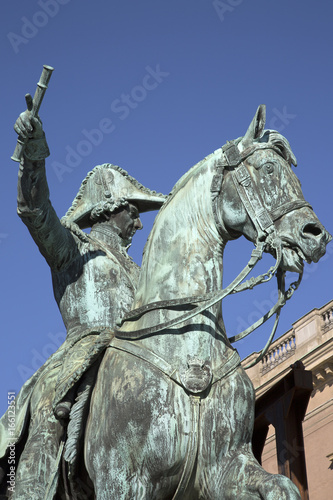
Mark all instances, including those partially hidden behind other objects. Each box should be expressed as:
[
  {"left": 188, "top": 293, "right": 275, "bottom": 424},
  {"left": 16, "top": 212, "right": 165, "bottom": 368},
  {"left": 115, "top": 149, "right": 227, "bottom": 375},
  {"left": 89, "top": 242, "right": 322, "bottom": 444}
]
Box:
[{"left": 0, "top": 67, "right": 331, "bottom": 500}]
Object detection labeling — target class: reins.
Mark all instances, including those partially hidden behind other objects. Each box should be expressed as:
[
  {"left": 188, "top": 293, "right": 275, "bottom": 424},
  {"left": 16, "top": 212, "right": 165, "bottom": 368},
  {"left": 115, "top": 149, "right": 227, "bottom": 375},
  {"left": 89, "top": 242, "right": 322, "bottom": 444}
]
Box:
[
  {"left": 241, "top": 268, "right": 303, "bottom": 369},
  {"left": 115, "top": 140, "right": 307, "bottom": 367},
  {"left": 115, "top": 240, "right": 272, "bottom": 338}
]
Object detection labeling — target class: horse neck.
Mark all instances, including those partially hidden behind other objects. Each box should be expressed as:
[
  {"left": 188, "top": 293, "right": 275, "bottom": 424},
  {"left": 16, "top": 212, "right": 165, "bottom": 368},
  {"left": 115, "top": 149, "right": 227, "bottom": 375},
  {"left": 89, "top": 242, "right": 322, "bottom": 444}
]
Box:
[
  {"left": 130, "top": 156, "right": 232, "bottom": 366},
  {"left": 138, "top": 157, "right": 226, "bottom": 304}
]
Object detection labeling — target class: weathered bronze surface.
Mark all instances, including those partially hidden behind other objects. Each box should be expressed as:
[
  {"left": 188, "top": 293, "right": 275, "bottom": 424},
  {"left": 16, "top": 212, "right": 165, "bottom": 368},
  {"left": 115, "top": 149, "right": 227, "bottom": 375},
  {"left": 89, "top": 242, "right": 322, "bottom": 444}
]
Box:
[
  {"left": 85, "top": 106, "right": 330, "bottom": 499},
  {"left": 0, "top": 100, "right": 165, "bottom": 499},
  {"left": 0, "top": 97, "right": 331, "bottom": 499}
]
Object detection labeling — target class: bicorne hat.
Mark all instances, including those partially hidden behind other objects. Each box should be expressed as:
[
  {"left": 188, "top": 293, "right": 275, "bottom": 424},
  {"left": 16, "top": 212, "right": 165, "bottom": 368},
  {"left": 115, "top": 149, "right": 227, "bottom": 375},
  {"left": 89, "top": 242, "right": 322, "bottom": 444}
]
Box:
[{"left": 61, "top": 164, "right": 166, "bottom": 229}]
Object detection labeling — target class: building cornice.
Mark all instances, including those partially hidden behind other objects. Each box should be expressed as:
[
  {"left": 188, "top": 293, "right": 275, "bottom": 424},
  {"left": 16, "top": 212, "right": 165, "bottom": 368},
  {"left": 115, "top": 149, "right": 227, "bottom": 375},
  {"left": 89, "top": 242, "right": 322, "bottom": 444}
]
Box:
[{"left": 242, "top": 299, "right": 333, "bottom": 396}]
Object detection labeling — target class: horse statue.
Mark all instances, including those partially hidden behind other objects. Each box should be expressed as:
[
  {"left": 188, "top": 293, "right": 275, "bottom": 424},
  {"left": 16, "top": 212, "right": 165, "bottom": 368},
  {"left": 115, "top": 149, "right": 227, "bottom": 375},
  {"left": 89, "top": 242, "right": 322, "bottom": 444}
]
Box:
[{"left": 84, "top": 105, "right": 331, "bottom": 499}]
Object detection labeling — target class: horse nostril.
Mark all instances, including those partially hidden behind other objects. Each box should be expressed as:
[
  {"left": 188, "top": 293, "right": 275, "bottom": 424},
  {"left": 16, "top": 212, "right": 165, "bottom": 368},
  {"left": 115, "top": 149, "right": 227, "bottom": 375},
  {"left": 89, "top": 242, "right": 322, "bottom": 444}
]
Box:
[{"left": 302, "top": 223, "right": 323, "bottom": 238}]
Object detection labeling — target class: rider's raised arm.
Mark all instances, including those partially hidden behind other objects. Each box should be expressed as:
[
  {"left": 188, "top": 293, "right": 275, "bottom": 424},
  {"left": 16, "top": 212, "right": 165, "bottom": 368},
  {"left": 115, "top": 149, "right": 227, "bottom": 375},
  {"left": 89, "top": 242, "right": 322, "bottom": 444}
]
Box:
[{"left": 15, "top": 109, "right": 79, "bottom": 271}]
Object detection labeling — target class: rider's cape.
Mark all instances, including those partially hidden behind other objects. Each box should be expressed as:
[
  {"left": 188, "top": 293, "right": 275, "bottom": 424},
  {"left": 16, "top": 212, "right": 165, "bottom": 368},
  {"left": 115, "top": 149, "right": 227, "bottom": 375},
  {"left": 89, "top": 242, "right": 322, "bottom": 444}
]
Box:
[{"left": 0, "top": 327, "right": 114, "bottom": 485}]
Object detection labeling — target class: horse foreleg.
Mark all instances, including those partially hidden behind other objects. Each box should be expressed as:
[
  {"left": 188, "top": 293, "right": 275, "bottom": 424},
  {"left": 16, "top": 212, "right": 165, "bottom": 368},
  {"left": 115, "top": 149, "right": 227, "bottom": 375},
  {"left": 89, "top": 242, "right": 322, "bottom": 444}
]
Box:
[
  {"left": 220, "top": 448, "right": 301, "bottom": 500},
  {"left": 197, "top": 366, "right": 301, "bottom": 499},
  {"left": 84, "top": 349, "right": 192, "bottom": 499}
]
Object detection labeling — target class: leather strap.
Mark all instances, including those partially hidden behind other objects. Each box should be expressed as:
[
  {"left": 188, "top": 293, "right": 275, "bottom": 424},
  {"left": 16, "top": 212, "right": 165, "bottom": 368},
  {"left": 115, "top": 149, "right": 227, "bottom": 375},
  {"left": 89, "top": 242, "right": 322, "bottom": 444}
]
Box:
[
  {"left": 270, "top": 200, "right": 312, "bottom": 222},
  {"left": 232, "top": 164, "right": 274, "bottom": 234},
  {"left": 109, "top": 337, "right": 241, "bottom": 389},
  {"left": 171, "top": 396, "right": 200, "bottom": 500},
  {"left": 115, "top": 244, "right": 265, "bottom": 339},
  {"left": 110, "top": 337, "right": 180, "bottom": 385}
]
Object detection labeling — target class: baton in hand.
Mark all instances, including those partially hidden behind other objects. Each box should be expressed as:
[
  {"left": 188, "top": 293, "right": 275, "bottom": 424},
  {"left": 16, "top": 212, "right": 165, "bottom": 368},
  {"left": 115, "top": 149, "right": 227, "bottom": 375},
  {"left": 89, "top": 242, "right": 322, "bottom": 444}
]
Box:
[{"left": 11, "top": 64, "right": 54, "bottom": 162}]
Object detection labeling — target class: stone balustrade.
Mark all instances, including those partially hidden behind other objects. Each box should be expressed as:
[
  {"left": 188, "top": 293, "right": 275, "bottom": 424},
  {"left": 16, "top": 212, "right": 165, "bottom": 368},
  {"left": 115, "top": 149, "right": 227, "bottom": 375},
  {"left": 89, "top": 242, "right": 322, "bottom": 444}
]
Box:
[
  {"left": 243, "top": 299, "right": 333, "bottom": 385},
  {"left": 322, "top": 305, "right": 333, "bottom": 333},
  {"left": 261, "top": 333, "right": 296, "bottom": 374}
]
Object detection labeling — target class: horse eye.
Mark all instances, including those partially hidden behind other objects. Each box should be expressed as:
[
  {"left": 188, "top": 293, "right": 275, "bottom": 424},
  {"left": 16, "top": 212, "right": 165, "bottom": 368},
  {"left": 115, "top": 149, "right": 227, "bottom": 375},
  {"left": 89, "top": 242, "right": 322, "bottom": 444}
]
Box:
[{"left": 265, "top": 163, "right": 274, "bottom": 174}]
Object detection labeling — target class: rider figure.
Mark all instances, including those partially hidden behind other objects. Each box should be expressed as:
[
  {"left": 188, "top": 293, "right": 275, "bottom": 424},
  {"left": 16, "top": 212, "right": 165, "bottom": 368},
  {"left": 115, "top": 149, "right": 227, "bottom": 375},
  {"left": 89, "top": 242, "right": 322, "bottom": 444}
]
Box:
[{"left": 0, "top": 105, "right": 165, "bottom": 499}]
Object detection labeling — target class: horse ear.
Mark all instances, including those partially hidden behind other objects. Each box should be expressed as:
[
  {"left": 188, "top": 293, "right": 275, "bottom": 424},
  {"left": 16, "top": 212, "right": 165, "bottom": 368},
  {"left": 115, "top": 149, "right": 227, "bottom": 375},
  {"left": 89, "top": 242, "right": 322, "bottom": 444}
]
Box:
[{"left": 241, "top": 105, "right": 266, "bottom": 147}]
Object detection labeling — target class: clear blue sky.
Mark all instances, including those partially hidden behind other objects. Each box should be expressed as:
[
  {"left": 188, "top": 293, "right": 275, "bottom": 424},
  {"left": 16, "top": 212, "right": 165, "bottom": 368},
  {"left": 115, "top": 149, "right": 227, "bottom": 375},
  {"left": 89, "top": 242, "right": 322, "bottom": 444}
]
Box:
[{"left": 1, "top": 0, "right": 332, "bottom": 415}]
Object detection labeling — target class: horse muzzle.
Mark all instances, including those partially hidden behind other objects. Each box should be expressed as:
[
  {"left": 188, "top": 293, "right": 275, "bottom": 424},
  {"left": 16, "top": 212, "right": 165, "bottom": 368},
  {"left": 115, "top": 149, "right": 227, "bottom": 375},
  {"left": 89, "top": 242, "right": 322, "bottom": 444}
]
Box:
[
  {"left": 301, "top": 222, "right": 332, "bottom": 263},
  {"left": 280, "top": 220, "right": 331, "bottom": 272}
]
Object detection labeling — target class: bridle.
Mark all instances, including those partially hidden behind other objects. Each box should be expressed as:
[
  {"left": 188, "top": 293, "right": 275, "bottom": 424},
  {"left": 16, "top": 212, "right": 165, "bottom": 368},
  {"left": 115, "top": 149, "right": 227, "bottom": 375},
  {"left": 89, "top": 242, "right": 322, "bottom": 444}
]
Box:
[{"left": 115, "top": 140, "right": 310, "bottom": 368}]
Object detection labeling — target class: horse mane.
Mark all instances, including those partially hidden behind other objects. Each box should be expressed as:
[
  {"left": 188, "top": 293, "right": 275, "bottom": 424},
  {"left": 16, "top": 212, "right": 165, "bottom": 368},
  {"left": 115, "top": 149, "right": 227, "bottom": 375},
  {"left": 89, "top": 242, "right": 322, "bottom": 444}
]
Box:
[
  {"left": 171, "top": 153, "right": 215, "bottom": 194},
  {"left": 155, "top": 150, "right": 219, "bottom": 221},
  {"left": 142, "top": 150, "right": 221, "bottom": 259},
  {"left": 259, "top": 130, "right": 297, "bottom": 166},
  {"left": 142, "top": 129, "right": 296, "bottom": 259},
  {"left": 149, "top": 126, "right": 296, "bottom": 219}
]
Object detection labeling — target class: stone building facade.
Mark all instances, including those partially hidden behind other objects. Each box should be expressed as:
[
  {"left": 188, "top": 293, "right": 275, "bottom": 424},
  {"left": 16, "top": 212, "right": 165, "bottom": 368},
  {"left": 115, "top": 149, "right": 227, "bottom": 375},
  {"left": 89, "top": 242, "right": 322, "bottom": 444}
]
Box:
[{"left": 242, "top": 299, "right": 333, "bottom": 499}]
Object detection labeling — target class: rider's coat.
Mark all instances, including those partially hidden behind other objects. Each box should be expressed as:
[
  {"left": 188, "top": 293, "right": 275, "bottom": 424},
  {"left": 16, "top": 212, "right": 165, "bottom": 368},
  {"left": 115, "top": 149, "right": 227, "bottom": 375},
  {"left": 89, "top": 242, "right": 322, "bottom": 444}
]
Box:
[{"left": 0, "top": 162, "right": 140, "bottom": 498}]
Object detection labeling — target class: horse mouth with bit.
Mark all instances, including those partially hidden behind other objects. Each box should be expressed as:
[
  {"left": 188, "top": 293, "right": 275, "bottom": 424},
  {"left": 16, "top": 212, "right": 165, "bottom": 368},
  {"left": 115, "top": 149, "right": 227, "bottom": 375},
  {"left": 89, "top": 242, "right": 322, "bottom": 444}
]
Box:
[
  {"left": 280, "top": 245, "right": 308, "bottom": 273},
  {"left": 279, "top": 231, "right": 331, "bottom": 273}
]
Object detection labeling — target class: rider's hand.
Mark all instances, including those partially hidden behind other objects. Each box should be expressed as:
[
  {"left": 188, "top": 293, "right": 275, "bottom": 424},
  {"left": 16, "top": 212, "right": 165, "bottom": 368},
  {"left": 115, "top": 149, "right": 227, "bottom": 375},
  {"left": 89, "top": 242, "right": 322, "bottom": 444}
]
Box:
[{"left": 14, "top": 94, "right": 44, "bottom": 140}]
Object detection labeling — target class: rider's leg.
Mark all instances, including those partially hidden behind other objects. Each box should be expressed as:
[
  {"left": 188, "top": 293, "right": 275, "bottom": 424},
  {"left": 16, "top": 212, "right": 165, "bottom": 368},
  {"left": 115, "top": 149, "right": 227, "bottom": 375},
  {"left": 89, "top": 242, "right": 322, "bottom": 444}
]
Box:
[{"left": 12, "top": 367, "right": 65, "bottom": 500}]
